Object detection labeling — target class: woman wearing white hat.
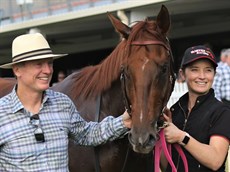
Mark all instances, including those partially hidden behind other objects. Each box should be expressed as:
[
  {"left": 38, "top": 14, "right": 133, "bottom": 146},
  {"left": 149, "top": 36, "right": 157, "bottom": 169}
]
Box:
[{"left": 0, "top": 33, "right": 131, "bottom": 171}]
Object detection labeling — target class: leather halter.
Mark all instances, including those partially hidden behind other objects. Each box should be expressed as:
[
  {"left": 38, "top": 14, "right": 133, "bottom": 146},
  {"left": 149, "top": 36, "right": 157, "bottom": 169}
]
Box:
[
  {"left": 120, "top": 38, "right": 175, "bottom": 116},
  {"left": 120, "top": 39, "right": 188, "bottom": 172},
  {"left": 131, "top": 40, "right": 187, "bottom": 172},
  {"left": 131, "top": 40, "right": 170, "bottom": 51}
]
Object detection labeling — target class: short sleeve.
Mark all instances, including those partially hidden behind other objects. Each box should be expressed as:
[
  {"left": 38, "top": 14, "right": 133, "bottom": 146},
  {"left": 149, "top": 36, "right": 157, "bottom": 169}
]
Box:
[{"left": 209, "top": 106, "right": 230, "bottom": 140}]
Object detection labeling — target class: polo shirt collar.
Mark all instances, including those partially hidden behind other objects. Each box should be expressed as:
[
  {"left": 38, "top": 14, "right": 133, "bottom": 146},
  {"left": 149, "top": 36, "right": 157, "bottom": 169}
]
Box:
[{"left": 178, "top": 88, "right": 214, "bottom": 111}]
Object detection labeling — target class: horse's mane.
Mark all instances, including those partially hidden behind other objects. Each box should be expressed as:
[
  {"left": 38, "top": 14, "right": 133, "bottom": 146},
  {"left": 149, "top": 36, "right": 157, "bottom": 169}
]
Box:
[
  {"left": 70, "top": 41, "right": 127, "bottom": 99},
  {"left": 70, "top": 19, "right": 160, "bottom": 100}
]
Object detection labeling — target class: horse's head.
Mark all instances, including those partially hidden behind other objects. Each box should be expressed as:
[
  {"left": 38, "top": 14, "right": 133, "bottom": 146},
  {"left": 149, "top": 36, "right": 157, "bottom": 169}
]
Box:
[{"left": 108, "top": 5, "right": 176, "bottom": 154}]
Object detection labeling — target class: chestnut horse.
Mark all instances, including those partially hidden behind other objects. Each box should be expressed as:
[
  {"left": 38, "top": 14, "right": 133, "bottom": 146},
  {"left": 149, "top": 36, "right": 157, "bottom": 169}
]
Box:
[{"left": 0, "top": 5, "right": 175, "bottom": 172}]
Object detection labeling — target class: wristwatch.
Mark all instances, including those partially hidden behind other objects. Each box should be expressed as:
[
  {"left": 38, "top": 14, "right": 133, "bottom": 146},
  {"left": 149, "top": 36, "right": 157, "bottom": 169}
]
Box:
[{"left": 180, "top": 132, "right": 190, "bottom": 146}]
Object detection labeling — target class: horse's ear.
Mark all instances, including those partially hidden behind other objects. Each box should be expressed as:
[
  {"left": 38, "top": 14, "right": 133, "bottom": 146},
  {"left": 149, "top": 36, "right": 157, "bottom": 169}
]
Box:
[
  {"left": 107, "top": 12, "right": 131, "bottom": 39},
  {"left": 156, "top": 5, "right": 170, "bottom": 34}
]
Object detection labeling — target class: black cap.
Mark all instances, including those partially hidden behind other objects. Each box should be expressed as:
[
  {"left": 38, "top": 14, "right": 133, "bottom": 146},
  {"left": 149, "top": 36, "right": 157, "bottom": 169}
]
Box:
[{"left": 181, "top": 45, "right": 217, "bottom": 68}]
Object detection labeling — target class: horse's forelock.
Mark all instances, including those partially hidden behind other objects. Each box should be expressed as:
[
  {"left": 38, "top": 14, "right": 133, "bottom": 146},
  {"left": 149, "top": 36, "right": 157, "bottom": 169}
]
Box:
[{"left": 127, "top": 20, "right": 165, "bottom": 45}]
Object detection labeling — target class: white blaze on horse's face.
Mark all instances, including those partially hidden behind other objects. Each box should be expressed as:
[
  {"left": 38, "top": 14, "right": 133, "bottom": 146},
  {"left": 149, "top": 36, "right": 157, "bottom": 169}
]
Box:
[
  {"left": 139, "top": 58, "right": 149, "bottom": 123},
  {"left": 140, "top": 109, "right": 143, "bottom": 123},
  {"left": 141, "top": 58, "right": 149, "bottom": 71}
]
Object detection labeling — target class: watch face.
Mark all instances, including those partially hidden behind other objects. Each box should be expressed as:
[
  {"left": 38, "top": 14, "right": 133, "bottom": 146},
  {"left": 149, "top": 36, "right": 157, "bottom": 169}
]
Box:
[{"left": 183, "top": 135, "right": 190, "bottom": 145}]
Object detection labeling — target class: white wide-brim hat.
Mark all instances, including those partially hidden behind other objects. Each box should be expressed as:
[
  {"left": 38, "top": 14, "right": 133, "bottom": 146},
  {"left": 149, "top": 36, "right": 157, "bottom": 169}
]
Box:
[{"left": 0, "top": 33, "right": 68, "bottom": 69}]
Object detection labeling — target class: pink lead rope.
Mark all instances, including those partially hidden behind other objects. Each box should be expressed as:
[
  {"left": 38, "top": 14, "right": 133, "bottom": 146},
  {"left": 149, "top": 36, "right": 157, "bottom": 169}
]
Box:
[{"left": 154, "top": 129, "right": 188, "bottom": 172}]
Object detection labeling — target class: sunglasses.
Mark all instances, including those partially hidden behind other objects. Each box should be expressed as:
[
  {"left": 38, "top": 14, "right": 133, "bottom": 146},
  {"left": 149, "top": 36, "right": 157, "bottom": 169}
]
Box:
[{"left": 30, "top": 114, "right": 45, "bottom": 143}]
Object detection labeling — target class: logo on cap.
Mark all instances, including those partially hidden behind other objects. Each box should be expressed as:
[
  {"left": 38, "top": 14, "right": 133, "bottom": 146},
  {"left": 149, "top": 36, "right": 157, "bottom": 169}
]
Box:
[
  {"left": 191, "top": 49, "right": 209, "bottom": 56},
  {"left": 190, "top": 49, "right": 214, "bottom": 59}
]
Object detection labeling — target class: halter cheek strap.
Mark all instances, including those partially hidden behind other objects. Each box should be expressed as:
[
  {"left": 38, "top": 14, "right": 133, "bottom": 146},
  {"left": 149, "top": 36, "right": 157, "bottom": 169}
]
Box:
[{"left": 120, "top": 66, "right": 132, "bottom": 114}]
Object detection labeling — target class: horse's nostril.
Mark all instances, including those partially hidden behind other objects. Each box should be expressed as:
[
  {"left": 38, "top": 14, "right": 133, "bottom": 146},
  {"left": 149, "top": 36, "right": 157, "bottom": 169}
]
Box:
[
  {"left": 149, "top": 134, "right": 157, "bottom": 144},
  {"left": 128, "top": 130, "right": 158, "bottom": 150}
]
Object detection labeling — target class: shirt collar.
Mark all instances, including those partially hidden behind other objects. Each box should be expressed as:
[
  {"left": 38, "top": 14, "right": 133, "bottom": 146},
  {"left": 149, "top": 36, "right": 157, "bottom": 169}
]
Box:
[
  {"left": 10, "top": 86, "right": 24, "bottom": 113},
  {"left": 178, "top": 88, "right": 214, "bottom": 111},
  {"left": 10, "top": 86, "right": 50, "bottom": 113}
]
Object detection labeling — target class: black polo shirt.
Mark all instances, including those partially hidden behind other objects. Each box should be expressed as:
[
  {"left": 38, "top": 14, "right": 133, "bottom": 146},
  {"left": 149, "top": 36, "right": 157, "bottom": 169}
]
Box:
[{"left": 166, "top": 88, "right": 230, "bottom": 172}]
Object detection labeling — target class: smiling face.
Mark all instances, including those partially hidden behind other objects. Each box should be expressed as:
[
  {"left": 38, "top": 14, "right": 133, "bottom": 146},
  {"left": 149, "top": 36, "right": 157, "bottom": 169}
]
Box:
[
  {"left": 180, "top": 59, "right": 215, "bottom": 97},
  {"left": 13, "top": 58, "right": 54, "bottom": 93}
]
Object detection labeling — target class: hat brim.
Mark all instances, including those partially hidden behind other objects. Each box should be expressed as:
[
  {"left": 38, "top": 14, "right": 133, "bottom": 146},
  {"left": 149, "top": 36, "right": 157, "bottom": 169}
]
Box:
[
  {"left": 0, "top": 53, "right": 68, "bottom": 69},
  {"left": 182, "top": 56, "right": 218, "bottom": 68}
]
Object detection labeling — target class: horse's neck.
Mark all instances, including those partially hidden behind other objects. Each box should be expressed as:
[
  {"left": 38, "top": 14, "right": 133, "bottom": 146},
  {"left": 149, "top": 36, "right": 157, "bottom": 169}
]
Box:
[
  {"left": 51, "top": 72, "right": 125, "bottom": 121},
  {"left": 77, "top": 79, "right": 125, "bottom": 122},
  {"left": 0, "top": 78, "right": 17, "bottom": 98},
  {"left": 100, "top": 79, "right": 125, "bottom": 118}
]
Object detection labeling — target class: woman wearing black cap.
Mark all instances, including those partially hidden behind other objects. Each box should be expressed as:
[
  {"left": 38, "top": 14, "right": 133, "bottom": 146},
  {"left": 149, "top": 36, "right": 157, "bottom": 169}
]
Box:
[{"left": 161, "top": 45, "right": 230, "bottom": 172}]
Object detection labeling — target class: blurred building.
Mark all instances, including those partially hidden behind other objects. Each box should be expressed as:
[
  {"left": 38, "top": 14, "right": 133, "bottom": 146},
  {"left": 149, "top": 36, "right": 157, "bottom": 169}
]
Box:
[{"left": 0, "top": 0, "right": 230, "bottom": 79}]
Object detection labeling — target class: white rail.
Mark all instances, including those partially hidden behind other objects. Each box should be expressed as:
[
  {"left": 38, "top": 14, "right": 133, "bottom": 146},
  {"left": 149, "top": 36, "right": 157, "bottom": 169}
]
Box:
[{"left": 167, "top": 81, "right": 188, "bottom": 108}]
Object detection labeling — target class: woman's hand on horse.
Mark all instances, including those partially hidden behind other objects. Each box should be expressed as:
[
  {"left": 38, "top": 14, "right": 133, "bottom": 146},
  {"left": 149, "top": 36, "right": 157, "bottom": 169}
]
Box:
[{"left": 121, "top": 110, "right": 132, "bottom": 128}]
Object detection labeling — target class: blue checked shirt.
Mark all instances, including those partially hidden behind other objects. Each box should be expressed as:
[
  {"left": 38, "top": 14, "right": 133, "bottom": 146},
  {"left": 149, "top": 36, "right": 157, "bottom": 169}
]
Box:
[
  {"left": 0, "top": 87, "right": 128, "bottom": 171},
  {"left": 213, "top": 64, "right": 230, "bottom": 101}
]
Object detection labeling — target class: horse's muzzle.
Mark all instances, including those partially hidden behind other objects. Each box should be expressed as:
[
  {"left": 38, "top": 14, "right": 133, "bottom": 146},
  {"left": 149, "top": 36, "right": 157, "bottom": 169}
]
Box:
[{"left": 128, "top": 132, "right": 157, "bottom": 154}]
